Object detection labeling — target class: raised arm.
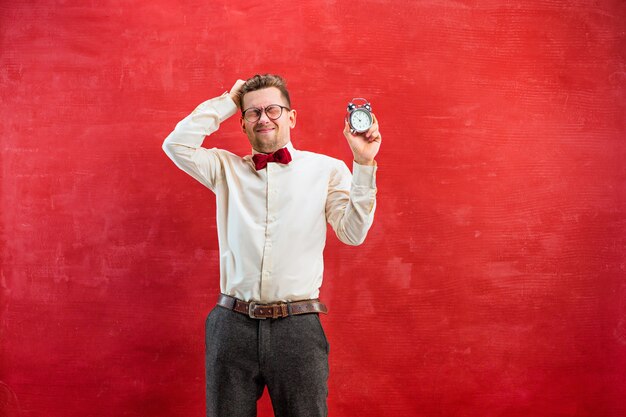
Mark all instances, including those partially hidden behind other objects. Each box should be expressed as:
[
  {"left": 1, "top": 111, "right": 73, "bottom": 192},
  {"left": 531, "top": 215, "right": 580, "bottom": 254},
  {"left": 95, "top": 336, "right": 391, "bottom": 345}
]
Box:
[
  {"left": 162, "top": 80, "right": 245, "bottom": 190},
  {"left": 326, "top": 113, "right": 382, "bottom": 245}
]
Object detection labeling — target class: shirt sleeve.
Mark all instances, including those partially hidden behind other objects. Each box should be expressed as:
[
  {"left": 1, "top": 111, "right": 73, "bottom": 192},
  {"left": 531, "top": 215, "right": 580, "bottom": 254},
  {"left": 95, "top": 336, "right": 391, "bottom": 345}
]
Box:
[
  {"left": 162, "top": 92, "right": 238, "bottom": 191},
  {"left": 325, "top": 161, "right": 378, "bottom": 246}
]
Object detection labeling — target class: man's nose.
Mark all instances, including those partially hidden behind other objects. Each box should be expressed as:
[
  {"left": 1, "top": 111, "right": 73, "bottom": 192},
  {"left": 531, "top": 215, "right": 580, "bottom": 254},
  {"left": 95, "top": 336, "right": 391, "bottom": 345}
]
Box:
[{"left": 257, "top": 109, "right": 271, "bottom": 123}]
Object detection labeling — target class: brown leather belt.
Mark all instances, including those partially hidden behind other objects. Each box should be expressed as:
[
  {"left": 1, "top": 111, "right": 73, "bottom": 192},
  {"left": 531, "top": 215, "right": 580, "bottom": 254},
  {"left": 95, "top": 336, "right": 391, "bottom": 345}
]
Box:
[{"left": 217, "top": 294, "right": 327, "bottom": 319}]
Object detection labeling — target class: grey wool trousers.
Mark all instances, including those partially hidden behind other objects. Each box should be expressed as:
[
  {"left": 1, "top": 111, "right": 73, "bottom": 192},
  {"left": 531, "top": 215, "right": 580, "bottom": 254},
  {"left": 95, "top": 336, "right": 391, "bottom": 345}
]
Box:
[{"left": 205, "top": 304, "right": 330, "bottom": 417}]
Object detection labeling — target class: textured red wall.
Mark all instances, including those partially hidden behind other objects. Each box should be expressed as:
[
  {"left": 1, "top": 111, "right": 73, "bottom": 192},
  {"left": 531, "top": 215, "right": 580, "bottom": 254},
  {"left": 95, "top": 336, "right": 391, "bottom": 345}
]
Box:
[{"left": 1, "top": 1, "right": 625, "bottom": 416}]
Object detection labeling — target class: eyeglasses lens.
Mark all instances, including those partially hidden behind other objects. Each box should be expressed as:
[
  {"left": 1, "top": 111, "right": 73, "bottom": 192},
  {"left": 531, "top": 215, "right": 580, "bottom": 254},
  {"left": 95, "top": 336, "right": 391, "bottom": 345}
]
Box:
[
  {"left": 265, "top": 105, "right": 282, "bottom": 119},
  {"left": 244, "top": 105, "right": 285, "bottom": 122}
]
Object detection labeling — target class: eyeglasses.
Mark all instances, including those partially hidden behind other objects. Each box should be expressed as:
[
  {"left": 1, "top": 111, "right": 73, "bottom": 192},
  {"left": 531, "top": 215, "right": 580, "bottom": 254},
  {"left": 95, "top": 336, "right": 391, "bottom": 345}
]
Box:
[{"left": 242, "top": 104, "right": 291, "bottom": 123}]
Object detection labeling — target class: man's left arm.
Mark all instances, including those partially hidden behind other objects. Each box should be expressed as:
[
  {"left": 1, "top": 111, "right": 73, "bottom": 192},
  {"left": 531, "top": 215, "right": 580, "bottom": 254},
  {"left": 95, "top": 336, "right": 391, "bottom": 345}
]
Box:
[{"left": 325, "top": 114, "right": 382, "bottom": 245}]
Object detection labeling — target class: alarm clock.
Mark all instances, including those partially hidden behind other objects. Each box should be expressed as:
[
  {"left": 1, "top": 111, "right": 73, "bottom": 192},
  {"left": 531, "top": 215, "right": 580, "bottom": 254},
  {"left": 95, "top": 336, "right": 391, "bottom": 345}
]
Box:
[{"left": 346, "top": 98, "right": 373, "bottom": 134}]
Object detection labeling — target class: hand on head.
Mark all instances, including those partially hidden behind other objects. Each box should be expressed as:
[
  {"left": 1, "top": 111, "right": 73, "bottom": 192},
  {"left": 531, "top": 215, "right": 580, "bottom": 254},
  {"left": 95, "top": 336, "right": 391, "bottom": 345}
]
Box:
[{"left": 229, "top": 79, "right": 246, "bottom": 108}]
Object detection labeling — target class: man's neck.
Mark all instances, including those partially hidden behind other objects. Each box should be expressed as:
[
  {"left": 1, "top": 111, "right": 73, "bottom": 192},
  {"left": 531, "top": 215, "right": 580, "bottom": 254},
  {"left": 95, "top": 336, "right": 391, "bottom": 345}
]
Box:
[{"left": 252, "top": 141, "right": 292, "bottom": 155}]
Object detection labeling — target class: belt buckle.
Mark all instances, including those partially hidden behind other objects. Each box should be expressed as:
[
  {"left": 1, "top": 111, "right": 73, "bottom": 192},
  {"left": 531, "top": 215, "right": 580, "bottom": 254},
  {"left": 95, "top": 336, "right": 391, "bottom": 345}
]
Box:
[{"left": 248, "top": 302, "right": 266, "bottom": 319}]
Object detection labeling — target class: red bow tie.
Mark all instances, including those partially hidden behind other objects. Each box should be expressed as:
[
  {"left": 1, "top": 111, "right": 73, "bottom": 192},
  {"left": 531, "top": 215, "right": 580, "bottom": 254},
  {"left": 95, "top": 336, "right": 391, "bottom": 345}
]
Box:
[{"left": 252, "top": 147, "right": 292, "bottom": 170}]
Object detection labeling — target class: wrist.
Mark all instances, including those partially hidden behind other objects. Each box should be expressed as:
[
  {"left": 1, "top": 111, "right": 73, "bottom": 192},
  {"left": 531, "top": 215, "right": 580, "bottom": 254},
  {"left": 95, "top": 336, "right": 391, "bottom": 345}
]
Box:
[
  {"left": 229, "top": 93, "right": 240, "bottom": 109},
  {"left": 354, "top": 158, "right": 375, "bottom": 166}
]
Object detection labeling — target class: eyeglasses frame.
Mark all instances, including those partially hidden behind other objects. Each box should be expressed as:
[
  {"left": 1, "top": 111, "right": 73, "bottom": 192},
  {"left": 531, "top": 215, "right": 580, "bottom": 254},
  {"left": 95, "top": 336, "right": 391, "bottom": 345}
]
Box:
[{"left": 242, "top": 104, "right": 292, "bottom": 123}]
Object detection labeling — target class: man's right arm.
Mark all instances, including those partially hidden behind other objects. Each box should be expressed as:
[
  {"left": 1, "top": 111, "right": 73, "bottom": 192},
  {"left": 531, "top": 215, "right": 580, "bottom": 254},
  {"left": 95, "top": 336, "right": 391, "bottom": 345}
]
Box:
[{"left": 162, "top": 92, "right": 238, "bottom": 190}]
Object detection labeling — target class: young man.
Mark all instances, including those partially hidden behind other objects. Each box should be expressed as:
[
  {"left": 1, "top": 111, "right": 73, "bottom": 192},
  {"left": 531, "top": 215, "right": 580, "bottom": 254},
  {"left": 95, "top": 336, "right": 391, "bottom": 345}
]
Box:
[{"left": 162, "top": 74, "right": 381, "bottom": 417}]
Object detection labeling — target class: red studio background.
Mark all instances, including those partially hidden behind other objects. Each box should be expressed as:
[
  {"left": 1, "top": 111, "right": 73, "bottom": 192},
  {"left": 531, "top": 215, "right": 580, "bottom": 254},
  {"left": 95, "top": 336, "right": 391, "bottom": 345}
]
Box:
[{"left": 1, "top": 1, "right": 625, "bottom": 416}]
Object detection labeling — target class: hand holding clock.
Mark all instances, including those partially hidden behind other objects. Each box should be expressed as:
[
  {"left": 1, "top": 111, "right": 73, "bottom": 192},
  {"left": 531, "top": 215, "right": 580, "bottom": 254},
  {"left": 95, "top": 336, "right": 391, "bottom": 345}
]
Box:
[{"left": 343, "top": 104, "right": 381, "bottom": 167}]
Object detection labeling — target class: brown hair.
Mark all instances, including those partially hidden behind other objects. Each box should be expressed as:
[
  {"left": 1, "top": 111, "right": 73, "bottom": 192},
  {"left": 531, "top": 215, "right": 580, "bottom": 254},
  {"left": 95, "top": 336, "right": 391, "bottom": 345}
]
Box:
[{"left": 237, "top": 74, "right": 291, "bottom": 110}]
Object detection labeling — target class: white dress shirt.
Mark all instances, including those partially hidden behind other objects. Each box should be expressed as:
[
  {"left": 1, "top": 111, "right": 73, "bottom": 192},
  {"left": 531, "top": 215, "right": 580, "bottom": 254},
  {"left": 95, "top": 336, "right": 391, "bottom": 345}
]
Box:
[{"left": 162, "top": 93, "right": 377, "bottom": 302}]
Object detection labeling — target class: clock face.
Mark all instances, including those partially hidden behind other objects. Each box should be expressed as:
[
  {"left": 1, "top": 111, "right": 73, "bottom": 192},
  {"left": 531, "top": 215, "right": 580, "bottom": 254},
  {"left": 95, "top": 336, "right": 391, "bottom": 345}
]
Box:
[{"left": 349, "top": 109, "right": 373, "bottom": 132}]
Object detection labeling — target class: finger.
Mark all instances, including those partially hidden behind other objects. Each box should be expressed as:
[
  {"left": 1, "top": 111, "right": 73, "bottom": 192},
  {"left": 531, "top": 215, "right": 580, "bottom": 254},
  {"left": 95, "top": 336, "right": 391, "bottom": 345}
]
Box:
[
  {"left": 230, "top": 79, "right": 247, "bottom": 107},
  {"left": 365, "top": 113, "right": 379, "bottom": 138},
  {"left": 343, "top": 120, "right": 351, "bottom": 135},
  {"left": 368, "top": 130, "right": 382, "bottom": 143},
  {"left": 344, "top": 120, "right": 360, "bottom": 137},
  {"left": 230, "top": 79, "right": 245, "bottom": 93},
  {"left": 370, "top": 112, "right": 379, "bottom": 128},
  {"left": 366, "top": 125, "right": 379, "bottom": 139}
]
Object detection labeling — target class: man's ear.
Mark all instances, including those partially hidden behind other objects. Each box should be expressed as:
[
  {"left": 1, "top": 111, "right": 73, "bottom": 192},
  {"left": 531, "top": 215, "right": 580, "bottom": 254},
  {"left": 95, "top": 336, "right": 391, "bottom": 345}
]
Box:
[
  {"left": 240, "top": 117, "right": 246, "bottom": 133},
  {"left": 289, "top": 109, "right": 297, "bottom": 129}
]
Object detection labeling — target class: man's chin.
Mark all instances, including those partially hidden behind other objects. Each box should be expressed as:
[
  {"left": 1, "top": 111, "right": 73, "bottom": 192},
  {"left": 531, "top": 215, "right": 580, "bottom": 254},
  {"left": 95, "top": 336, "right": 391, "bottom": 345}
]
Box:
[{"left": 253, "top": 138, "right": 285, "bottom": 154}]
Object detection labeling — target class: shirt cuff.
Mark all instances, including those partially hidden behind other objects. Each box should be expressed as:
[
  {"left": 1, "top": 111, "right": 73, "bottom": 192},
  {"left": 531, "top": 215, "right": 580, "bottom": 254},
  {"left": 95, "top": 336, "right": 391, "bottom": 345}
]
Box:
[{"left": 352, "top": 161, "right": 377, "bottom": 188}]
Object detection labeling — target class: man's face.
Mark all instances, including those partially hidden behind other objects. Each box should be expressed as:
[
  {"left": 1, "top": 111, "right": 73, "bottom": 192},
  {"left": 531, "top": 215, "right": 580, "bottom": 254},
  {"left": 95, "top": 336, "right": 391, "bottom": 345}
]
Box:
[{"left": 240, "top": 87, "right": 296, "bottom": 154}]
